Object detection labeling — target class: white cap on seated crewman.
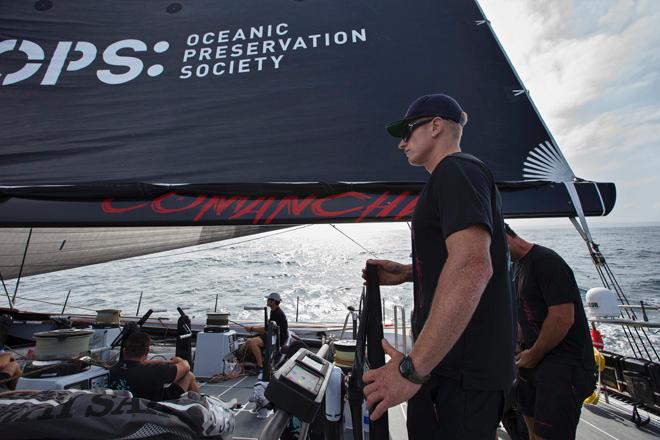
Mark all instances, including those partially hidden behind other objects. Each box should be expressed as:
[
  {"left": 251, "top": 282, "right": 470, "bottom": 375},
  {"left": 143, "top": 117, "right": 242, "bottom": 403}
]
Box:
[{"left": 265, "top": 292, "right": 281, "bottom": 302}]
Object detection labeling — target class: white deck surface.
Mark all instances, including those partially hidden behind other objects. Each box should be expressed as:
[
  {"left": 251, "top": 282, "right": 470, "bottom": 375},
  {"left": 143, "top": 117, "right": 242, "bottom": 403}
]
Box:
[{"left": 199, "top": 376, "right": 660, "bottom": 440}]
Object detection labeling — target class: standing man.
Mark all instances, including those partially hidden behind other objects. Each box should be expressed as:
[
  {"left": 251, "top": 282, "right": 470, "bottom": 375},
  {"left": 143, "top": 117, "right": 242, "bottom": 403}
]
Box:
[
  {"left": 246, "top": 292, "right": 289, "bottom": 370},
  {"left": 109, "top": 332, "right": 198, "bottom": 401},
  {"left": 363, "top": 94, "right": 516, "bottom": 439},
  {"left": 505, "top": 224, "right": 595, "bottom": 440}
]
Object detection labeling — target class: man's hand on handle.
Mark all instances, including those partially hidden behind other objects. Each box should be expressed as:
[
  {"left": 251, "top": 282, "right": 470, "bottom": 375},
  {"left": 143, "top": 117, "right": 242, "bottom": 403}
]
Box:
[
  {"left": 363, "top": 339, "right": 421, "bottom": 421},
  {"left": 362, "top": 259, "right": 413, "bottom": 285}
]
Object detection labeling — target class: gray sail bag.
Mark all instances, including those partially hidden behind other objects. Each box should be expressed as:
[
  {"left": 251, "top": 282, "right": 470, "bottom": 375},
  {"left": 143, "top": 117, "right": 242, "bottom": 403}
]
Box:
[{"left": 0, "top": 389, "right": 235, "bottom": 439}]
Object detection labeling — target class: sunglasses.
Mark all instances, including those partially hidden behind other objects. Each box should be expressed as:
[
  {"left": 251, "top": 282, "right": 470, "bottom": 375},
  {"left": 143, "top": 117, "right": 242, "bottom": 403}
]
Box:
[{"left": 401, "top": 117, "right": 436, "bottom": 141}]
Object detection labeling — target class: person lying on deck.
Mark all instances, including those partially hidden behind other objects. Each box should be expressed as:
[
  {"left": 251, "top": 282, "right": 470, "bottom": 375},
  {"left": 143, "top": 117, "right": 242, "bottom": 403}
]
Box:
[
  {"left": 0, "top": 352, "right": 22, "bottom": 392},
  {"left": 109, "top": 332, "right": 198, "bottom": 401}
]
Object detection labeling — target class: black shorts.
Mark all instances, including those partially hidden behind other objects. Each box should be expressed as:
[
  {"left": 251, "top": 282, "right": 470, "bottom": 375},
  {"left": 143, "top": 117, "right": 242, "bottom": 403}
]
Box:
[
  {"left": 407, "top": 377, "right": 440, "bottom": 438},
  {"left": 407, "top": 376, "right": 505, "bottom": 440},
  {"left": 517, "top": 361, "right": 595, "bottom": 440},
  {"left": 162, "top": 383, "right": 185, "bottom": 401}
]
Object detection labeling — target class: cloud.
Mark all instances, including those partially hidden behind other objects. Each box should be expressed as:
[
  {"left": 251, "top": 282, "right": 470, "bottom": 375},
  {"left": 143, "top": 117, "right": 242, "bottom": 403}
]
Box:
[
  {"left": 618, "top": 175, "right": 658, "bottom": 189},
  {"left": 479, "top": 0, "right": 660, "bottom": 222},
  {"left": 598, "top": 0, "right": 648, "bottom": 30},
  {"left": 482, "top": 0, "right": 660, "bottom": 120},
  {"left": 558, "top": 105, "right": 660, "bottom": 159}
]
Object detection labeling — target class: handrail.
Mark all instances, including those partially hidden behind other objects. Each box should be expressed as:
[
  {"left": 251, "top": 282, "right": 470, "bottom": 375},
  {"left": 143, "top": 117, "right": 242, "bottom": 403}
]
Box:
[
  {"left": 393, "top": 305, "right": 407, "bottom": 354},
  {"left": 339, "top": 306, "right": 358, "bottom": 340}
]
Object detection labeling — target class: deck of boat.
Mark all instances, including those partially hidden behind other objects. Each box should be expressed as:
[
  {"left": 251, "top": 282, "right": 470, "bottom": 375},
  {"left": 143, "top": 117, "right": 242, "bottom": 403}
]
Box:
[
  {"left": 6, "top": 315, "right": 660, "bottom": 439},
  {"left": 575, "top": 397, "right": 660, "bottom": 440},
  {"left": 198, "top": 374, "right": 409, "bottom": 440},
  {"left": 199, "top": 376, "right": 660, "bottom": 440}
]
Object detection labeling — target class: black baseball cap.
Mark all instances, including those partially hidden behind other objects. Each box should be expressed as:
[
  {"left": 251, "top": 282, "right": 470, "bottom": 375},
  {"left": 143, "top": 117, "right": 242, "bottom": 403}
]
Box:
[{"left": 386, "top": 94, "right": 465, "bottom": 138}]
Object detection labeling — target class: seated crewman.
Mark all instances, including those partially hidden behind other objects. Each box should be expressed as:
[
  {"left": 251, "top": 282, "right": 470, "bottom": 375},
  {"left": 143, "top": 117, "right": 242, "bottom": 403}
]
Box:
[
  {"left": 109, "top": 332, "right": 198, "bottom": 401},
  {"left": 0, "top": 352, "right": 22, "bottom": 392},
  {"left": 245, "top": 292, "right": 289, "bottom": 370}
]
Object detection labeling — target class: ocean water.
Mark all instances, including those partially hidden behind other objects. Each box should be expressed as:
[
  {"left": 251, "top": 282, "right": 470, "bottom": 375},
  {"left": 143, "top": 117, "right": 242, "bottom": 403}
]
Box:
[{"left": 9, "top": 223, "right": 660, "bottom": 357}]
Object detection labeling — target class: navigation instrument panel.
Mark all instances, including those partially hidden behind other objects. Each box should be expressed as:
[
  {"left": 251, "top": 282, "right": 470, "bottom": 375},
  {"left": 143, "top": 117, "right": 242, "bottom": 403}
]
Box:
[{"left": 265, "top": 347, "right": 333, "bottom": 423}]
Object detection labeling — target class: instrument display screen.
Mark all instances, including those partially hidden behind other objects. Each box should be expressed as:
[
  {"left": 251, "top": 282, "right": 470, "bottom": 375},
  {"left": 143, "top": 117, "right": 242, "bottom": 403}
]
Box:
[{"left": 284, "top": 364, "right": 321, "bottom": 394}]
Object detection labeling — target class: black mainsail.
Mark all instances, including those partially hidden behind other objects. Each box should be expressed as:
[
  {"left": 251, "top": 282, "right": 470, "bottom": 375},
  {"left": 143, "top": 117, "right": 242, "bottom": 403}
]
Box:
[{"left": 0, "top": 0, "right": 614, "bottom": 227}]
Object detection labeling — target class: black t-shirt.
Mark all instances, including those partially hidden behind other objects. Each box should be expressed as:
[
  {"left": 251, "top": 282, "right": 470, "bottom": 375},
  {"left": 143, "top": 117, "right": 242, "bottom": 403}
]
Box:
[
  {"left": 411, "top": 152, "right": 516, "bottom": 391},
  {"left": 270, "top": 307, "right": 288, "bottom": 345},
  {"left": 109, "top": 360, "right": 177, "bottom": 401},
  {"left": 513, "top": 244, "right": 595, "bottom": 369}
]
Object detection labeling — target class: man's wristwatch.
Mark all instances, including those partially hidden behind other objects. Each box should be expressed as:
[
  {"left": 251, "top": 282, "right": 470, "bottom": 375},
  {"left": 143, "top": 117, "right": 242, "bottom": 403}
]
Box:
[{"left": 398, "top": 355, "right": 431, "bottom": 384}]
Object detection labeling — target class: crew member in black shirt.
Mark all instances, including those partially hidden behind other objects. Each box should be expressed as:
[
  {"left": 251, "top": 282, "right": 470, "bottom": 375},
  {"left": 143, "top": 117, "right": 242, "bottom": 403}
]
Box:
[
  {"left": 246, "top": 292, "right": 289, "bottom": 369},
  {"left": 362, "top": 94, "right": 515, "bottom": 439},
  {"left": 109, "top": 332, "right": 198, "bottom": 401},
  {"left": 505, "top": 224, "right": 595, "bottom": 440}
]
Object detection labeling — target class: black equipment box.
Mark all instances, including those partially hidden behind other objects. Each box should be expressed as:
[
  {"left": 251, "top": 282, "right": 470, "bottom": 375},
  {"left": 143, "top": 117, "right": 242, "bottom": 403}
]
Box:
[
  {"left": 624, "top": 357, "right": 651, "bottom": 375},
  {"left": 647, "top": 362, "right": 660, "bottom": 391},
  {"left": 623, "top": 371, "right": 655, "bottom": 407},
  {"left": 601, "top": 351, "right": 626, "bottom": 392},
  {"left": 265, "top": 348, "right": 333, "bottom": 423}
]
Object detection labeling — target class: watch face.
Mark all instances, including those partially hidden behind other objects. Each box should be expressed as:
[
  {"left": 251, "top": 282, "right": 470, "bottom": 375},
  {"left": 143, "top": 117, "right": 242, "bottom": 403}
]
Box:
[
  {"left": 399, "top": 356, "right": 411, "bottom": 377},
  {"left": 399, "top": 356, "right": 428, "bottom": 384}
]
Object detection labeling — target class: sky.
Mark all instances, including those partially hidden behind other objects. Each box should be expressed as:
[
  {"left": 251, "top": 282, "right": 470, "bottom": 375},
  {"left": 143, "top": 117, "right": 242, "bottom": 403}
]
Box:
[{"left": 478, "top": 0, "right": 660, "bottom": 225}]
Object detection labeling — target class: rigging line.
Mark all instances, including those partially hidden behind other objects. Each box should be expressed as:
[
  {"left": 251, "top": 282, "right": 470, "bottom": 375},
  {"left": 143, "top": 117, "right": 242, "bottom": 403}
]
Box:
[
  {"left": 571, "top": 219, "right": 639, "bottom": 354},
  {"left": 632, "top": 325, "right": 653, "bottom": 360},
  {"left": 585, "top": 240, "right": 647, "bottom": 356},
  {"left": 611, "top": 275, "right": 660, "bottom": 360},
  {"left": 633, "top": 320, "right": 651, "bottom": 359},
  {"left": 329, "top": 224, "right": 377, "bottom": 258},
  {"left": 608, "top": 261, "right": 660, "bottom": 361},
  {"left": 602, "top": 266, "right": 640, "bottom": 324},
  {"left": 604, "top": 281, "right": 656, "bottom": 361},
  {"left": 1, "top": 344, "right": 28, "bottom": 360},
  {"left": 604, "top": 263, "right": 637, "bottom": 312},
  {"left": 591, "top": 256, "right": 640, "bottom": 357},
  {"left": 602, "top": 269, "right": 644, "bottom": 358},
  {"left": 11, "top": 295, "right": 97, "bottom": 312},
  {"left": 631, "top": 305, "right": 660, "bottom": 360},
  {"left": 0, "top": 270, "right": 13, "bottom": 308},
  {"left": 128, "top": 225, "right": 312, "bottom": 261},
  {"left": 623, "top": 328, "right": 641, "bottom": 358},
  {"left": 591, "top": 256, "right": 608, "bottom": 286},
  {"left": 640, "top": 326, "right": 660, "bottom": 361},
  {"left": 11, "top": 228, "right": 32, "bottom": 304},
  {"left": 593, "top": 260, "right": 628, "bottom": 311}
]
